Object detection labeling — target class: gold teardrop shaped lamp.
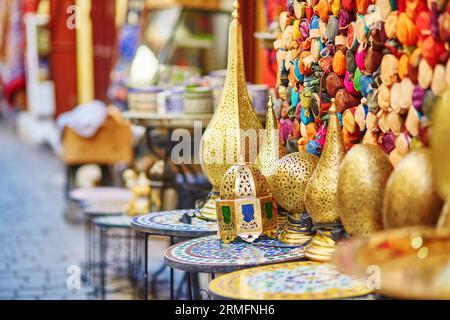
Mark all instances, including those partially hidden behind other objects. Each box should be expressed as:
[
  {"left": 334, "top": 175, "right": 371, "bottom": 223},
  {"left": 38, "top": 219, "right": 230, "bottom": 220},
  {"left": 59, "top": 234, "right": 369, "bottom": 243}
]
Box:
[
  {"left": 430, "top": 88, "right": 450, "bottom": 229},
  {"left": 256, "top": 96, "right": 284, "bottom": 189},
  {"left": 270, "top": 152, "right": 319, "bottom": 245},
  {"left": 199, "top": 0, "right": 262, "bottom": 221},
  {"left": 337, "top": 144, "right": 393, "bottom": 236},
  {"left": 383, "top": 149, "right": 443, "bottom": 229},
  {"left": 304, "top": 99, "right": 346, "bottom": 262}
]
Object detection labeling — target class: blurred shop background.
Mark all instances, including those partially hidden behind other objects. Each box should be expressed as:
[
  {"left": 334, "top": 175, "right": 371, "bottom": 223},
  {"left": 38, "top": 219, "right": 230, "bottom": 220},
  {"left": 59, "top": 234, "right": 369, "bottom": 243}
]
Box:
[
  {"left": 0, "top": 0, "right": 283, "bottom": 300},
  {"left": 0, "top": 0, "right": 287, "bottom": 215}
]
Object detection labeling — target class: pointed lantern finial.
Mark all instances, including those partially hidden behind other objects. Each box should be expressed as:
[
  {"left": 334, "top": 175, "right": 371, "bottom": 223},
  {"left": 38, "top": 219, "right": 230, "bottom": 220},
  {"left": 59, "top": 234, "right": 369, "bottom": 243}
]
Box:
[
  {"left": 256, "top": 95, "right": 281, "bottom": 184},
  {"left": 329, "top": 98, "right": 337, "bottom": 114},
  {"left": 232, "top": 0, "right": 240, "bottom": 20},
  {"left": 267, "top": 95, "right": 274, "bottom": 110}
]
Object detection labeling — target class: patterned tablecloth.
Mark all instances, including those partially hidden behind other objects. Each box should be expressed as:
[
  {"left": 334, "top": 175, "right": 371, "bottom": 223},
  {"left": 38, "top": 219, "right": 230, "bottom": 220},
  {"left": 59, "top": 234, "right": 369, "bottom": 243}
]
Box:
[
  {"left": 164, "top": 236, "right": 305, "bottom": 274},
  {"left": 131, "top": 210, "right": 217, "bottom": 238},
  {"left": 209, "top": 261, "right": 373, "bottom": 300}
]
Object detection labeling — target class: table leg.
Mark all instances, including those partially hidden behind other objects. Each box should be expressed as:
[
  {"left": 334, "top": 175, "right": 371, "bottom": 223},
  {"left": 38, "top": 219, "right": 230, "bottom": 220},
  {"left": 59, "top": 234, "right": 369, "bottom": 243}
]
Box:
[
  {"left": 133, "top": 232, "right": 139, "bottom": 298},
  {"left": 170, "top": 236, "right": 174, "bottom": 300},
  {"left": 99, "top": 227, "right": 108, "bottom": 300},
  {"left": 127, "top": 229, "right": 132, "bottom": 282},
  {"left": 91, "top": 218, "right": 97, "bottom": 285},
  {"left": 82, "top": 216, "right": 90, "bottom": 283},
  {"left": 150, "top": 263, "right": 167, "bottom": 298},
  {"left": 175, "top": 274, "right": 185, "bottom": 300},
  {"left": 211, "top": 273, "right": 215, "bottom": 280},
  {"left": 143, "top": 233, "right": 149, "bottom": 300},
  {"left": 192, "top": 273, "right": 201, "bottom": 300},
  {"left": 187, "top": 272, "right": 193, "bottom": 300}
]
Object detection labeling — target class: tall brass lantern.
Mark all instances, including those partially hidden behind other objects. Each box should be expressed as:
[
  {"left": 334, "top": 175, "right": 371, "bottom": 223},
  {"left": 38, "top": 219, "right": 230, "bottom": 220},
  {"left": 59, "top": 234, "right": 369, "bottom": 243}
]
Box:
[
  {"left": 256, "top": 96, "right": 285, "bottom": 189},
  {"left": 304, "top": 99, "right": 346, "bottom": 262},
  {"left": 199, "top": 0, "right": 262, "bottom": 220}
]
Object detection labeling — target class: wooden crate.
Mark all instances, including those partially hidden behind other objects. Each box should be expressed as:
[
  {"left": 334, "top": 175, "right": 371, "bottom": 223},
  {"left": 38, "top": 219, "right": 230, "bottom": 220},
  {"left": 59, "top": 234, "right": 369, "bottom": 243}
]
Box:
[{"left": 61, "top": 108, "right": 133, "bottom": 165}]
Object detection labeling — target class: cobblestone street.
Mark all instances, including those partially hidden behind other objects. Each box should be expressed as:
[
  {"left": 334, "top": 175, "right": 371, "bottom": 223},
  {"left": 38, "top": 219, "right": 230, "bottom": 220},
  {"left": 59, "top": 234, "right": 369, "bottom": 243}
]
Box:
[{"left": 0, "top": 124, "right": 91, "bottom": 300}]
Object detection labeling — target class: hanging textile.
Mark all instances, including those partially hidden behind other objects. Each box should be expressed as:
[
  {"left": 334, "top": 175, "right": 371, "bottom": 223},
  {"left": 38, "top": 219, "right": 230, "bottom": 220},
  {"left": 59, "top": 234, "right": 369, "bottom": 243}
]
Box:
[{"left": 0, "top": 0, "right": 26, "bottom": 107}]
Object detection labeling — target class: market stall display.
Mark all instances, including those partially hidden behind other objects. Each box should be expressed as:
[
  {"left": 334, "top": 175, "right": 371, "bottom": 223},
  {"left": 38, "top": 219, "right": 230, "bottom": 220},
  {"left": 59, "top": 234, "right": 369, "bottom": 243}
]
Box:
[
  {"left": 251, "top": 0, "right": 450, "bottom": 267},
  {"left": 2, "top": 0, "right": 450, "bottom": 303}
]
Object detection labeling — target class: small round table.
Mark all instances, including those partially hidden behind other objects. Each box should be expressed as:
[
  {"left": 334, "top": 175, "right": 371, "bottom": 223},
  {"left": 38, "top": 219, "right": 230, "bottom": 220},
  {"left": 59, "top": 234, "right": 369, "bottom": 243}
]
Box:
[
  {"left": 82, "top": 203, "right": 126, "bottom": 286},
  {"left": 93, "top": 215, "right": 134, "bottom": 300},
  {"left": 131, "top": 210, "right": 217, "bottom": 300},
  {"left": 209, "top": 261, "right": 373, "bottom": 300},
  {"left": 165, "top": 236, "right": 305, "bottom": 299},
  {"left": 69, "top": 187, "right": 133, "bottom": 206}
]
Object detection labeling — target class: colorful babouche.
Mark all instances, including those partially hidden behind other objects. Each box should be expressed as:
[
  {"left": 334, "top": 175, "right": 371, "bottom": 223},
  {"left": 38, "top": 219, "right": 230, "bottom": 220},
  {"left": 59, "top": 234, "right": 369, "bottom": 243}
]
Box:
[{"left": 274, "top": 0, "right": 450, "bottom": 166}]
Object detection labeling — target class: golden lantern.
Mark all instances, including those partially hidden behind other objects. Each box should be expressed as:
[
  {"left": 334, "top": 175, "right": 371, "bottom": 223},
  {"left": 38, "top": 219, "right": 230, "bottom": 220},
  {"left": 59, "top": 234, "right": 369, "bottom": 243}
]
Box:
[
  {"left": 431, "top": 88, "right": 450, "bottom": 229},
  {"left": 271, "top": 152, "right": 319, "bottom": 245},
  {"left": 256, "top": 96, "right": 284, "bottom": 189},
  {"left": 304, "top": 99, "right": 346, "bottom": 262},
  {"left": 337, "top": 144, "right": 393, "bottom": 235},
  {"left": 216, "top": 163, "right": 278, "bottom": 243},
  {"left": 383, "top": 149, "right": 443, "bottom": 229},
  {"left": 199, "top": 0, "right": 262, "bottom": 220}
]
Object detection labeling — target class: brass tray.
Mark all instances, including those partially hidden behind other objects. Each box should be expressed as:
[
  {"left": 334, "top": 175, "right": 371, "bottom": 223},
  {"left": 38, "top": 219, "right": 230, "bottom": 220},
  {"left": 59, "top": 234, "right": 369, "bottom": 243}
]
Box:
[{"left": 332, "top": 226, "right": 450, "bottom": 300}]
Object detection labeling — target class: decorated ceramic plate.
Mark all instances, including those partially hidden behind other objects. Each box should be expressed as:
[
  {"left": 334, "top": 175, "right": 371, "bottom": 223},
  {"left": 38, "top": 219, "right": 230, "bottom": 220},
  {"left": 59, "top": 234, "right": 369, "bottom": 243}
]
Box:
[
  {"left": 209, "top": 261, "right": 372, "bottom": 300},
  {"left": 332, "top": 226, "right": 450, "bottom": 299}
]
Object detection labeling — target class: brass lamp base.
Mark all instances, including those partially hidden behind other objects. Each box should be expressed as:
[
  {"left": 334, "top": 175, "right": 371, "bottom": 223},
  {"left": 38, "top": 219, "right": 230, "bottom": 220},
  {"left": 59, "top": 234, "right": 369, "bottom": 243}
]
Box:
[
  {"left": 197, "top": 192, "right": 219, "bottom": 221},
  {"left": 304, "top": 231, "right": 336, "bottom": 262},
  {"left": 437, "top": 201, "right": 449, "bottom": 230},
  {"left": 277, "top": 211, "right": 288, "bottom": 227},
  {"left": 278, "top": 213, "right": 313, "bottom": 246},
  {"left": 305, "top": 224, "right": 345, "bottom": 262}
]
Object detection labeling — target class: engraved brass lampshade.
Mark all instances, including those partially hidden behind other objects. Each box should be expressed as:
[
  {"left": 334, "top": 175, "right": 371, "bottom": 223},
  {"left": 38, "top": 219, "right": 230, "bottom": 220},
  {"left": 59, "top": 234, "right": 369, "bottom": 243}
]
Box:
[
  {"left": 304, "top": 99, "right": 346, "bottom": 262},
  {"left": 256, "top": 96, "right": 285, "bottom": 189},
  {"left": 337, "top": 145, "right": 393, "bottom": 236},
  {"left": 383, "top": 149, "right": 443, "bottom": 229},
  {"left": 271, "top": 152, "right": 319, "bottom": 245},
  {"left": 216, "top": 163, "right": 278, "bottom": 243},
  {"left": 431, "top": 88, "right": 450, "bottom": 229},
  {"left": 199, "top": 0, "right": 262, "bottom": 221}
]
